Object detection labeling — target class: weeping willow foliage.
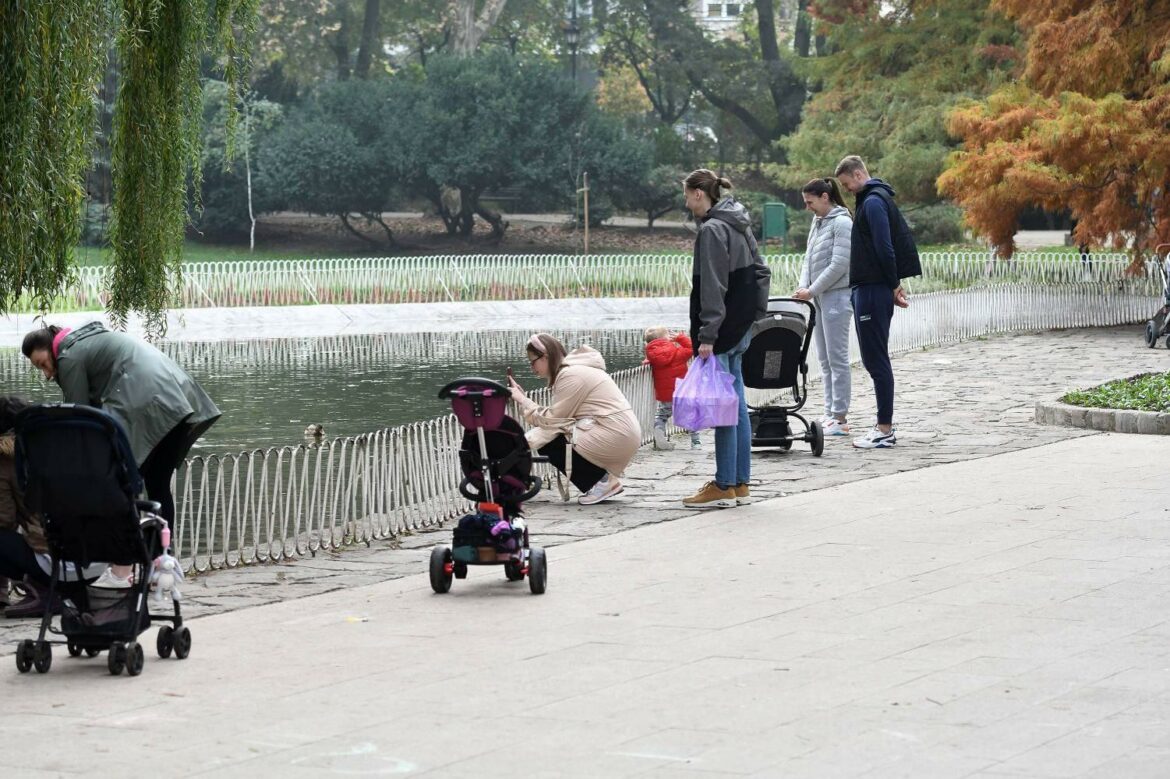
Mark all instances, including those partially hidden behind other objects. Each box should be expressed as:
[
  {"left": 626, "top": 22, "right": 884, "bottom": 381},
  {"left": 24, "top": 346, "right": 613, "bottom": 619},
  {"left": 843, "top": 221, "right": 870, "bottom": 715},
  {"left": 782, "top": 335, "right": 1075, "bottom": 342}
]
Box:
[
  {"left": 0, "top": 0, "right": 108, "bottom": 313},
  {"left": 108, "top": 0, "right": 260, "bottom": 334},
  {"left": 2, "top": 0, "right": 258, "bottom": 335}
]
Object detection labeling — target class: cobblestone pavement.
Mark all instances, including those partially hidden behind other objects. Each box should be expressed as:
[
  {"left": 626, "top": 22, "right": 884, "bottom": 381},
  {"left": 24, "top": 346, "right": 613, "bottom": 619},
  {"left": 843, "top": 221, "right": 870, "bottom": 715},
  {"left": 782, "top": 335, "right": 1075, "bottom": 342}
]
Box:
[{"left": 1, "top": 325, "right": 1164, "bottom": 647}]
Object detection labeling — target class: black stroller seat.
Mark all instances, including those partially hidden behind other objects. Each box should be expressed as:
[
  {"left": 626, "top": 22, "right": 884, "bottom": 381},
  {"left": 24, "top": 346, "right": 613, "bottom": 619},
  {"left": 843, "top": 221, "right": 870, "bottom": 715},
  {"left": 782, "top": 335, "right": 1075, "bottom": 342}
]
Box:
[
  {"left": 743, "top": 298, "right": 825, "bottom": 456},
  {"left": 427, "top": 377, "right": 548, "bottom": 595},
  {"left": 12, "top": 403, "right": 190, "bottom": 677}
]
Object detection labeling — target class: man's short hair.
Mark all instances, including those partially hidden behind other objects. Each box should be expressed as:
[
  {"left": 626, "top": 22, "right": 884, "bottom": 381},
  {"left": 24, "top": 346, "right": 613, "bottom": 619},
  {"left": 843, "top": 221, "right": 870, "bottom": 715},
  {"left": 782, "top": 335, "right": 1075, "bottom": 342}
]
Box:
[{"left": 835, "top": 155, "right": 868, "bottom": 177}]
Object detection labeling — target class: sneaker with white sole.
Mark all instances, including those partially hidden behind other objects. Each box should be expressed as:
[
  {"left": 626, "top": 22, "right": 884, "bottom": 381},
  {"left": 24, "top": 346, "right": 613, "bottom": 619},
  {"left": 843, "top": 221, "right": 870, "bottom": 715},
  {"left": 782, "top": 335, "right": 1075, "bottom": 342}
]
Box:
[
  {"left": 682, "top": 481, "right": 737, "bottom": 508},
  {"left": 653, "top": 428, "right": 674, "bottom": 451},
  {"left": 853, "top": 427, "right": 896, "bottom": 449},
  {"left": 578, "top": 477, "right": 624, "bottom": 505},
  {"left": 822, "top": 418, "right": 850, "bottom": 436},
  {"left": 90, "top": 568, "right": 133, "bottom": 589}
]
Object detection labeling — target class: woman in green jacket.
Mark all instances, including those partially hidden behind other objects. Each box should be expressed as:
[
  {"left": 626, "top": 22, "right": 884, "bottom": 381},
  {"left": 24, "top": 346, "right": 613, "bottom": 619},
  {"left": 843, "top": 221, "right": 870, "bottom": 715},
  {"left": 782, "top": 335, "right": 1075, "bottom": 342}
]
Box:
[{"left": 22, "top": 322, "right": 221, "bottom": 587}]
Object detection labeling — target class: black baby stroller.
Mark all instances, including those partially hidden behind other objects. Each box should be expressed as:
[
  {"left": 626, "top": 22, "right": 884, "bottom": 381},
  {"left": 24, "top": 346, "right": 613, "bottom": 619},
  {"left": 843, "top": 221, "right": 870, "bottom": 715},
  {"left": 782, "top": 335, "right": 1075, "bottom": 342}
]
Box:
[
  {"left": 12, "top": 404, "right": 190, "bottom": 677},
  {"left": 1144, "top": 246, "right": 1170, "bottom": 349},
  {"left": 429, "top": 377, "right": 548, "bottom": 595},
  {"left": 742, "top": 297, "right": 824, "bottom": 457}
]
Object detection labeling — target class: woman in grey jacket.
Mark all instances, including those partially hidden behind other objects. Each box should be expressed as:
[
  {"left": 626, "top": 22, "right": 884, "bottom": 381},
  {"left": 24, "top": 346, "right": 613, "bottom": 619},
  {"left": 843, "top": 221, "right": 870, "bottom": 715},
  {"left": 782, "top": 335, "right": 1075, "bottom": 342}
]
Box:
[
  {"left": 22, "top": 322, "right": 220, "bottom": 588},
  {"left": 794, "top": 178, "right": 853, "bottom": 436}
]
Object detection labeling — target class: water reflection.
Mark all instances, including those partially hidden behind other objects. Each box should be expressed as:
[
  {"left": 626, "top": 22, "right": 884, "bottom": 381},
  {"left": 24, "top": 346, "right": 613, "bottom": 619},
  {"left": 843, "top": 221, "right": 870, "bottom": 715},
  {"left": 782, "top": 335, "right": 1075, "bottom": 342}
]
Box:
[{"left": 0, "top": 329, "right": 650, "bottom": 453}]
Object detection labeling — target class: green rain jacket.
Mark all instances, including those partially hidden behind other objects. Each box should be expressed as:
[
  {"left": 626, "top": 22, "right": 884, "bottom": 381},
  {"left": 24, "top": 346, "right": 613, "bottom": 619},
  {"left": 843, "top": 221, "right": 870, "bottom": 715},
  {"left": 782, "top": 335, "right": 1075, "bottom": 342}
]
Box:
[{"left": 55, "top": 322, "right": 221, "bottom": 464}]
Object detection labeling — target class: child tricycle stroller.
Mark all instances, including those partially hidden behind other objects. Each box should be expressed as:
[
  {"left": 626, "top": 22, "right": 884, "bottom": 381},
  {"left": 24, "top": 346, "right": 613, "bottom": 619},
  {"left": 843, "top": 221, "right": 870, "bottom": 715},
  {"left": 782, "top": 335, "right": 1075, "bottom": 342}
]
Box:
[
  {"left": 743, "top": 297, "right": 824, "bottom": 457},
  {"left": 12, "top": 404, "right": 190, "bottom": 677},
  {"left": 1144, "top": 247, "right": 1170, "bottom": 349},
  {"left": 430, "top": 377, "right": 548, "bottom": 595}
]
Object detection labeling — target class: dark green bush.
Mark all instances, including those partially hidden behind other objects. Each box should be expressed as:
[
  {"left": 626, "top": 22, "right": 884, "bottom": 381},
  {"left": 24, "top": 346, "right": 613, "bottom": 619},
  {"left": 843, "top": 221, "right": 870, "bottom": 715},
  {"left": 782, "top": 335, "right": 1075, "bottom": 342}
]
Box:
[{"left": 904, "top": 203, "right": 963, "bottom": 246}]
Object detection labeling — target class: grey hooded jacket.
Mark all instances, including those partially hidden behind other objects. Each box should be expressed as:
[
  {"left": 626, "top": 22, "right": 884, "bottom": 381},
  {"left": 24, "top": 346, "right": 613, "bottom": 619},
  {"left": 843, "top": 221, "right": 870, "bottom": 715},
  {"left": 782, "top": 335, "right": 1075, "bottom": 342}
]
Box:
[
  {"left": 689, "top": 197, "right": 772, "bottom": 354},
  {"left": 55, "top": 322, "right": 221, "bottom": 464},
  {"left": 799, "top": 205, "right": 853, "bottom": 296}
]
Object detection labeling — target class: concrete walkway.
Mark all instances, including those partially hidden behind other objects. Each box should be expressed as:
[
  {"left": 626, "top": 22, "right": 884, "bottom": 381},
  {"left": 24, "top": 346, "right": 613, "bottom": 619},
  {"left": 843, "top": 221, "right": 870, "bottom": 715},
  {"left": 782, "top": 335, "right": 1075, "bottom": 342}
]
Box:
[
  {"left": 2, "top": 433, "right": 1168, "bottom": 777},
  {"left": 2, "top": 326, "right": 1168, "bottom": 777}
]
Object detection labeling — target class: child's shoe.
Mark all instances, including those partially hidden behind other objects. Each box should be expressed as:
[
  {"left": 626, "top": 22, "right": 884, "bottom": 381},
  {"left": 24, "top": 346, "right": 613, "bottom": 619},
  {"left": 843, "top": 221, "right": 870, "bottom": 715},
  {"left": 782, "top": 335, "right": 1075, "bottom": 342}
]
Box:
[
  {"left": 653, "top": 428, "right": 675, "bottom": 450},
  {"left": 91, "top": 568, "right": 133, "bottom": 589}
]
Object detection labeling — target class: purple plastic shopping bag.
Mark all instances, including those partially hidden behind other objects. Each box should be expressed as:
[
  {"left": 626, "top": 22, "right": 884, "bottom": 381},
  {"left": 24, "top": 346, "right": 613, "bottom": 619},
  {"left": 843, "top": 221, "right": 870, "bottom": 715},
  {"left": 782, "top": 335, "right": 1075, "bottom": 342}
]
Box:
[{"left": 672, "top": 357, "right": 738, "bottom": 430}]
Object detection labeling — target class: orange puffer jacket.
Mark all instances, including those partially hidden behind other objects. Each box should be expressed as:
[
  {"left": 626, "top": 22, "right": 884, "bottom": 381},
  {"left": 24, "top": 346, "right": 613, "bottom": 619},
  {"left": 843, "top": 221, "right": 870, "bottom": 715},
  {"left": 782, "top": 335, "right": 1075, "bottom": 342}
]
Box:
[{"left": 643, "top": 334, "right": 693, "bottom": 402}]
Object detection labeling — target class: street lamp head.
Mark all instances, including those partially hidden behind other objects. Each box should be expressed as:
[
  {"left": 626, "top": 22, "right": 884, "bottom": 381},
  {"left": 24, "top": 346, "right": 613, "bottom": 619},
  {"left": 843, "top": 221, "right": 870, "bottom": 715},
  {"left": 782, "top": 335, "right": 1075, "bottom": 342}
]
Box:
[{"left": 564, "top": 19, "right": 580, "bottom": 47}]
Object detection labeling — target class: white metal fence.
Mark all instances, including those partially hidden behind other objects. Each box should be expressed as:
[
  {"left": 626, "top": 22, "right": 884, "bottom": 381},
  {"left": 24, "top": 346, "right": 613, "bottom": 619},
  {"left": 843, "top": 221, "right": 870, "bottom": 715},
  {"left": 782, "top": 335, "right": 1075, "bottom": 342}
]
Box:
[
  {"left": 174, "top": 364, "right": 661, "bottom": 572},
  {"left": 61, "top": 250, "right": 1164, "bottom": 309},
  {"left": 153, "top": 251, "right": 1163, "bottom": 572}
]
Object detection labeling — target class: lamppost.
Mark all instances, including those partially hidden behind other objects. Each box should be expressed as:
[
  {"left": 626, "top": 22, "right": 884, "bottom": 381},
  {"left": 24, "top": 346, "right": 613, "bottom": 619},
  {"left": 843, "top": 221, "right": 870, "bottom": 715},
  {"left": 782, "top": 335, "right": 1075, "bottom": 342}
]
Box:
[{"left": 564, "top": 3, "right": 580, "bottom": 82}]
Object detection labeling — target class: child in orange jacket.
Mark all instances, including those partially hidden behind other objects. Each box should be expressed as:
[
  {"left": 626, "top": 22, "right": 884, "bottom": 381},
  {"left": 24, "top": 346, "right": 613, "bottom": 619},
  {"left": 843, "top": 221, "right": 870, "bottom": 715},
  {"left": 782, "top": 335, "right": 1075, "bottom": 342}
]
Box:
[{"left": 643, "top": 326, "right": 702, "bottom": 450}]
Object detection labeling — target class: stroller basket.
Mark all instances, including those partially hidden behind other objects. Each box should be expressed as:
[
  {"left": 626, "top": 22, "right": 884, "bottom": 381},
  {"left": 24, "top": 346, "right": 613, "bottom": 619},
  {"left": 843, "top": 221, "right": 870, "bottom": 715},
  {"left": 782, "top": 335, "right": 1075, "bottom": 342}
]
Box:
[{"left": 61, "top": 588, "right": 144, "bottom": 639}]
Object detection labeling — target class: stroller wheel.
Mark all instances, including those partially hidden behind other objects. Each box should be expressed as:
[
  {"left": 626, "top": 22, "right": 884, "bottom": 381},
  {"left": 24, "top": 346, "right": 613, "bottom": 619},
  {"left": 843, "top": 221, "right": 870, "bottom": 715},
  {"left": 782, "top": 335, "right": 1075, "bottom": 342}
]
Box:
[
  {"left": 528, "top": 547, "right": 547, "bottom": 595},
  {"left": 15, "top": 639, "right": 34, "bottom": 673},
  {"left": 504, "top": 561, "right": 524, "bottom": 582},
  {"left": 125, "top": 641, "right": 145, "bottom": 677},
  {"left": 1147, "top": 322, "right": 1158, "bottom": 347},
  {"left": 33, "top": 641, "right": 51, "bottom": 674},
  {"left": 453, "top": 561, "right": 468, "bottom": 580},
  {"left": 85, "top": 647, "right": 100, "bottom": 658},
  {"left": 173, "top": 626, "right": 192, "bottom": 660},
  {"left": 157, "top": 625, "right": 174, "bottom": 658},
  {"left": 429, "top": 546, "right": 453, "bottom": 594},
  {"left": 67, "top": 641, "right": 82, "bottom": 658},
  {"left": 809, "top": 421, "right": 824, "bottom": 457},
  {"left": 108, "top": 642, "right": 126, "bottom": 676}
]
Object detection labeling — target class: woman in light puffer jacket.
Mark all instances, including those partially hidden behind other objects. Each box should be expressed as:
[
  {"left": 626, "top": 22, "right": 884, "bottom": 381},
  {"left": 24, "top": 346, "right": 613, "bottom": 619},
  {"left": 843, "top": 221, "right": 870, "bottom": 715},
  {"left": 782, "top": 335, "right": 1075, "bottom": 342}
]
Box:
[{"left": 794, "top": 177, "right": 853, "bottom": 436}]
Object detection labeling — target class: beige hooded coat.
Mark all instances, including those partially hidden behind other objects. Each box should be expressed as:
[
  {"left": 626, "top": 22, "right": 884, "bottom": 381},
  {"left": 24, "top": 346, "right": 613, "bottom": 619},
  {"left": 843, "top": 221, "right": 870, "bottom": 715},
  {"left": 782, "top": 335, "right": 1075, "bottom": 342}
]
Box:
[{"left": 517, "top": 346, "right": 641, "bottom": 477}]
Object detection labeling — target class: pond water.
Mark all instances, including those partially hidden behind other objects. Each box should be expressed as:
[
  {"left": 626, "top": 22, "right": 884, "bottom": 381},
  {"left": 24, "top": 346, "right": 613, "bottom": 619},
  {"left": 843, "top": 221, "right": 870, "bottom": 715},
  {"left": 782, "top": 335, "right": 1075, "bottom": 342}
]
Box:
[{"left": 0, "top": 329, "right": 649, "bottom": 454}]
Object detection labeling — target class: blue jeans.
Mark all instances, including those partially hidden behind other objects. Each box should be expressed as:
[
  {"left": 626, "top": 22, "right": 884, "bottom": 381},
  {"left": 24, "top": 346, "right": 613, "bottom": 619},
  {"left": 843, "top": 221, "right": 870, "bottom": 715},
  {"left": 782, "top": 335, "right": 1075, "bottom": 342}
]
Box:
[{"left": 714, "top": 330, "right": 752, "bottom": 489}]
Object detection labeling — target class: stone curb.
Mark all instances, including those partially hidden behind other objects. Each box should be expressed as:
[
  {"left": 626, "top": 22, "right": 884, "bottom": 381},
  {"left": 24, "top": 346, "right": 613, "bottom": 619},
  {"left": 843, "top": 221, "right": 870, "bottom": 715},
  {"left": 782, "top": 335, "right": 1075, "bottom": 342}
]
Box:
[{"left": 1035, "top": 400, "right": 1170, "bottom": 434}]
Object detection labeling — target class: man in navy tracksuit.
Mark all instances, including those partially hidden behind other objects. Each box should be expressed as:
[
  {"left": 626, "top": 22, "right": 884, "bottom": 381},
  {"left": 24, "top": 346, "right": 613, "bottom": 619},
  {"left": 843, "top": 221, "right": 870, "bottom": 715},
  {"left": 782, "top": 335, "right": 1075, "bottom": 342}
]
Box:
[{"left": 835, "top": 155, "right": 913, "bottom": 449}]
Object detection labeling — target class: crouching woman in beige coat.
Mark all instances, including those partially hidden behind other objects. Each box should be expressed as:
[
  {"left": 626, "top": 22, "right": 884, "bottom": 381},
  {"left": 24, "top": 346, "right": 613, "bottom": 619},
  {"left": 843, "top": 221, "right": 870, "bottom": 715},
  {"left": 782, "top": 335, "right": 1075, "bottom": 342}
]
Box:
[{"left": 506, "top": 333, "right": 641, "bottom": 505}]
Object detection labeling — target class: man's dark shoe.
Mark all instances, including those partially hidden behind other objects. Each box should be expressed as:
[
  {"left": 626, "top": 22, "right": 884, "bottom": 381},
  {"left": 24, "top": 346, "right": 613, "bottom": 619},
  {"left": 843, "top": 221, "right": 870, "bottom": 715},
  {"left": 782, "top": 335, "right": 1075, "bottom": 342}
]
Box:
[{"left": 4, "top": 582, "right": 61, "bottom": 619}]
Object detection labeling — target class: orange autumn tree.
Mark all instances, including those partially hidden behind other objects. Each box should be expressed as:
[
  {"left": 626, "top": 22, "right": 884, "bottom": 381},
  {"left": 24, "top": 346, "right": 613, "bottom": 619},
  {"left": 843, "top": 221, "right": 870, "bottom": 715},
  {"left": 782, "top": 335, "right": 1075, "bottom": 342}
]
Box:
[{"left": 938, "top": 1, "right": 1170, "bottom": 266}]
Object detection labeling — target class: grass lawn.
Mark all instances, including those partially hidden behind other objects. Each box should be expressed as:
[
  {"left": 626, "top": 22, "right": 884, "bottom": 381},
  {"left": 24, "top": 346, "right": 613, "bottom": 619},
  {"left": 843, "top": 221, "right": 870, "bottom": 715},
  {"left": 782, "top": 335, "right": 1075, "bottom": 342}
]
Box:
[
  {"left": 1062, "top": 372, "right": 1170, "bottom": 413},
  {"left": 75, "top": 243, "right": 361, "bottom": 266}
]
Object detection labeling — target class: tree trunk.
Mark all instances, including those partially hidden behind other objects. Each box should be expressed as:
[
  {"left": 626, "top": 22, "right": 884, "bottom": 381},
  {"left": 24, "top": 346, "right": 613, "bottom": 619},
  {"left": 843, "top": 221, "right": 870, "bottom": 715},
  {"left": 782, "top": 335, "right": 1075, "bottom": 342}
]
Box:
[
  {"left": 339, "top": 213, "right": 379, "bottom": 245},
  {"left": 354, "top": 0, "right": 382, "bottom": 78},
  {"left": 363, "top": 212, "right": 399, "bottom": 248},
  {"left": 793, "top": 0, "right": 811, "bottom": 57},
  {"left": 449, "top": 0, "right": 510, "bottom": 56},
  {"left": 474, "top": 201, "right": 508, "bottom": 239}
]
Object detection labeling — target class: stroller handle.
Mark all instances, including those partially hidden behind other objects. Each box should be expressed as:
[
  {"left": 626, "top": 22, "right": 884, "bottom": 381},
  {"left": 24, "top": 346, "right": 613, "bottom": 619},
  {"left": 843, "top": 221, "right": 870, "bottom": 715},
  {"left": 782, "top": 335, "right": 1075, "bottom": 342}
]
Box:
[
  {"left": 438, "top": 377, "right": 511, "bottom": 400},
  {"left": 765, "top": 296, "right": 817, "bottom": 330}
]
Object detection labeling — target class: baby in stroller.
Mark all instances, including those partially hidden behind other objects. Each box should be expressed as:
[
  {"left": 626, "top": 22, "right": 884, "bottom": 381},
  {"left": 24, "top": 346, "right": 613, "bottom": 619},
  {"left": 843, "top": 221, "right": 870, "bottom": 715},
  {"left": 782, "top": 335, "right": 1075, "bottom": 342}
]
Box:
[{"left": 429, "top": 377, "right": 548, "bottom": 595}]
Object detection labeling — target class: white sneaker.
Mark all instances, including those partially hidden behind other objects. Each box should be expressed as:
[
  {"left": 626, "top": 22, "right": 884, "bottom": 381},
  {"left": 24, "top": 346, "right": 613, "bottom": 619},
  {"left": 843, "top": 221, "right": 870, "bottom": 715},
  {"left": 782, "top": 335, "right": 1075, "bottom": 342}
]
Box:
[
  {"left": 853, "top": 427, "right": 896, "bottom": 449},
  {"left": 90, "top": 568, "right": 133, "bottom": 589},
  {"left": 653, "top": 428, "right": 674, "bottom": 451},
  {"left": 578, "top": 477, "right": 624, "bottom": 505},
  {"left": 822, "top": 419, "right": 850, "bottom": 436}
]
